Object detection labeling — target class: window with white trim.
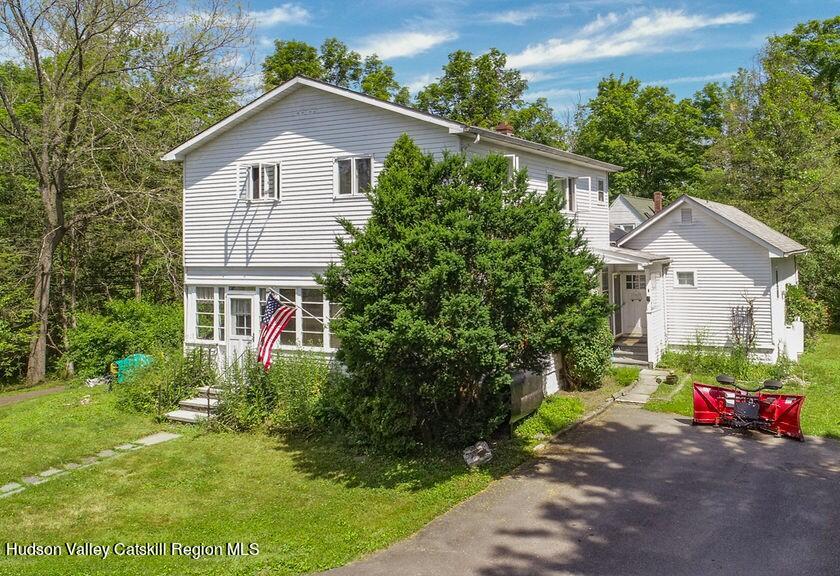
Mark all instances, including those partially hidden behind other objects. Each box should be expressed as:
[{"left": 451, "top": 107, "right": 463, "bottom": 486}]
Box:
[
  {"left": 504, "top": 154, "right": 518, "bottom": 182},
  {"left": 231, "top": 298, "right": 252, "bottom": 336},
  {"left": 195, "top": 287, "right": 225, "bottom": 341},
  {"left": 576, "top": 177, "right": 590, "bottom": 191},
  {"left": 258, "top": 287, "right": 341, "bottom": 350},
  {"left": 676, "top": 271, "right": 696, "bottom": 287},
  {"left": 680, "top": 207, "right": 693, "bottom": 224},
  {"left": 335, "top": 156, "right": 373, "bottom": 197},
  {"left": 548, "top": 174, "right": 576, "bottom": 211},
  {"left": 239, "top": 163, "right": 280, "bottom": 201},
  {"left": 597, "top": 178, "right": 606, "bottom": 202},
  {"left": 196, "top": 287, "right": 215, "bottom": 341}
]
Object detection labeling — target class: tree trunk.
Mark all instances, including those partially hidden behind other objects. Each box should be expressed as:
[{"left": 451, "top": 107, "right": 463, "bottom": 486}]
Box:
[
  {"left": 133, "top": 252, "right": 143, "bottom": 301},
  {"left": 26, "top": 179, "right": 65, "bottom": 385}
]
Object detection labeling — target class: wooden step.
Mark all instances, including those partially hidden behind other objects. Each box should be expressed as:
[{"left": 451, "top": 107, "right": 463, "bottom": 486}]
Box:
[
  {"left": 179, "top": 397, "right": 219, "bottom": 413},
  {"left": 165, "top": 409, "right": 213, "bottom": 424},
  {"left": 611, "top": 356, "right": 649, "bottom": 367}
]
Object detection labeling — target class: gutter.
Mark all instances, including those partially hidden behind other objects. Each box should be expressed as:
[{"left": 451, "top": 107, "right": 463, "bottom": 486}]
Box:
[{"left": 463, "top": 126, "right": 624, "bottom": 173}]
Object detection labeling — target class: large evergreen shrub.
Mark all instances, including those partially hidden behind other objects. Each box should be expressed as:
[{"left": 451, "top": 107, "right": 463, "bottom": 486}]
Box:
[{"left": 321, "top": 135, "right": 611, "bottom": 451}]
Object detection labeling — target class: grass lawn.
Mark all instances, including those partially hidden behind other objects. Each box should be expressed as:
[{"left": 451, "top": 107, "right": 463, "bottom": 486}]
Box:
[
  {"left": 646, "top": 332, "right": 840, "bottom": 439},
  {"left": 0, "top": 367, "right": 635, "bottom": 576}
]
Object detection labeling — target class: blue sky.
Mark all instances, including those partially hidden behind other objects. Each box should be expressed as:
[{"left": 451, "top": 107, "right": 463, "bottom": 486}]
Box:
[{"left": 243, "top": 0, "right": 838, "bottom": 112}]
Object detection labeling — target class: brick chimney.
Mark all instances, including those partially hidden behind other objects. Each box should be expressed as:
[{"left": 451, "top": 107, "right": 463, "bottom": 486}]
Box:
[
  {"left": 653, "top": 191, "right": 663, "bottom": 214},
  {"left": 495, "top": 122, "right": 514, "bottom": 136}
]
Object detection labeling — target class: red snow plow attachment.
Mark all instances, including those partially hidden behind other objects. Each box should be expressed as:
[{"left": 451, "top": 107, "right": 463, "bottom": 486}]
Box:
[{"left": 693, "top": 377, "right": 804, "bottom": 441}]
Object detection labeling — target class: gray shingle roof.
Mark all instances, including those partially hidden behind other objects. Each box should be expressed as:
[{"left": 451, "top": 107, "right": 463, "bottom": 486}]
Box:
[
  {"left": 688, "top": 196, "right": 807, "bottom": 255},
  {"left": 620, "top": 195, "right": 656, "bottom": 220}
]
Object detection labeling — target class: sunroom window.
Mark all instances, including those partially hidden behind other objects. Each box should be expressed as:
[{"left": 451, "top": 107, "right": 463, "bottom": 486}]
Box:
[{"left": 195, "top": 287, "right": 224, "bottom": 341}]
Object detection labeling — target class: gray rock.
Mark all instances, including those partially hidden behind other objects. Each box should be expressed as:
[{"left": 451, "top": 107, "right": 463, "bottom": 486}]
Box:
[
  {"left": 96, "top": 449, "right": 117, "bottom": 458},
  {"left": 22, "top": 475, "right": 45, "bottom": 485},
  {"left": 134, "top": 432, "right": 181, "bottom": 446},
  {"left": 80, "top": 456, "right": 99, "bottom": 465},
  {"left": 38, "top": 468, "right": 64, "bottom": 478},
  {"left": 0, "top": 482, "right": 22, "bottom": 493},
  {"left": 63, "top": 462, "right": 81, "bottom": 470},
  {"left": 114, "top": 443, "right": 139, "bottom": 451}
]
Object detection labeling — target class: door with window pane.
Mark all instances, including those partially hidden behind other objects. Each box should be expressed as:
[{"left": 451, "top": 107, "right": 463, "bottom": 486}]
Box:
[{"left": 226, "top": 293, "right": 256, "bottom": 364}]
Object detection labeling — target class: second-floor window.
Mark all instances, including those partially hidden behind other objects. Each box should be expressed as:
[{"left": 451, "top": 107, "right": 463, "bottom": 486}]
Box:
[
  {"left": 335, "top": 156, "right": 373, "bottom": 197},
  {"left": 597, "top": 178, "right": 606, "bottom": 202},
  {"left": 240, "top": 163, "right": 280, "bottom": 201},
  {"left": 548, "top": 174, "right": 576, "bottom": 212}
]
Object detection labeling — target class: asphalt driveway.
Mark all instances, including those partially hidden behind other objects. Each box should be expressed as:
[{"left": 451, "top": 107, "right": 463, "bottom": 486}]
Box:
[{"left": 325, "top": 405, "right": 840, "bottom": 576}]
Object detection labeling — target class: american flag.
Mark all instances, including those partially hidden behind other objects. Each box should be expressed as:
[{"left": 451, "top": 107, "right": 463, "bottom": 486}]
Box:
[{"left": 257, "top": 292, "right": 295, "bottom": 370}]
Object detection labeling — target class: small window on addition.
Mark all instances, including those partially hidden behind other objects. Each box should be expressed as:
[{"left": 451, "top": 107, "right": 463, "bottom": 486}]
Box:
[
  {"left": 597, "top": 178, "right": 605, "bottom": 202},
  {"left": 676, "top": 271, "right": 695, "bottom": 287},
  {"left": 680, "top": 207, "right": 693, "bottom": 224}
]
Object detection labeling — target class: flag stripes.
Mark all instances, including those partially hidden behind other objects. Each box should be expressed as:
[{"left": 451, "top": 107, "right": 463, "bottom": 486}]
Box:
[{"left": 257, "top": 293, "right": 295, "bottom": 369}]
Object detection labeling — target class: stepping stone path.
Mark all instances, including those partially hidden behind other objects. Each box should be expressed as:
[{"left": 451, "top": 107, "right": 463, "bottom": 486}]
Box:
[
  {"left": 616, "top": 368, "right": 671, "bottom": 405},
  {"left": 0, "top": 431, "right": 181, "bottom": 499}
]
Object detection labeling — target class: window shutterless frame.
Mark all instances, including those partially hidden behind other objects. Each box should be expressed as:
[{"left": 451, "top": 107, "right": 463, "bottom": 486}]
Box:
[
  {"left": 333, "top": 156, "right": 373, "bottom": 198},
  {"left": 237, "top": 162, "right": 280, "bottom": 201},
  {"left": 675, "top": 270, "right": 697, "bottom": 288},
  {"left": 547, "top": 173, "right": 576, "bottom": 212}
]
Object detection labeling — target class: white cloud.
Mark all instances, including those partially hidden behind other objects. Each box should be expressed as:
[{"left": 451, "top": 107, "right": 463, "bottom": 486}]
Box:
[
  {"left": 521, "top": 70, "right": 557, "bottom": 83},
  {"left": 407, "top": 73, "right": 436, "bottom": 93},
  {"left": 642, "top": 71, "right": 735, "bottom": 86},
  {"left": 509, "top": 9, "right": 754, "bottom": 68},
  {"left": 356, "top": 30, "right": 457, "bottom": 60},
  {"left": 248, "top": 3, "right": 311, "bottom": 28},
  {"left": 486, "top": 8, "right": 542, "bottom": 26}
]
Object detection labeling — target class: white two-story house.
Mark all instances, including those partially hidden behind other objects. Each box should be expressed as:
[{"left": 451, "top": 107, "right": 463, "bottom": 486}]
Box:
[{"left": 163, "top": 76, "right": 806, "bottom": 374}]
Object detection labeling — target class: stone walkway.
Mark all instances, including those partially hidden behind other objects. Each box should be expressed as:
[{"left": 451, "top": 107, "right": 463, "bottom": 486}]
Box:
[
  {"left": 0, "top": 431, "right": 181, "bottom": 499},
  {"left": 615, "top": 368, "right": 670, "bottom": 405}
]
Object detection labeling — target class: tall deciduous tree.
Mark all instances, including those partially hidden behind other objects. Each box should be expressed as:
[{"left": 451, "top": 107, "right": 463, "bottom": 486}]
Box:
[
  {"left": 262, "top": 37, "right": 410, "bottom": 104},
  {"left": 574, "top": 75, "right": 709, "bottom": 198},
  {"left": 414, "top": 48, "right": 565, "bottom": 146},
  {"left": 0, "top": 0, "right": 248, "bottom": 383}
]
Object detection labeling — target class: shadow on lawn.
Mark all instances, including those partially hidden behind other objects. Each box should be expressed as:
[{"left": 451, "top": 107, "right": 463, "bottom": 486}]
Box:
[{"left": 281, "top": 433, "right": 531, "bottom": 492}]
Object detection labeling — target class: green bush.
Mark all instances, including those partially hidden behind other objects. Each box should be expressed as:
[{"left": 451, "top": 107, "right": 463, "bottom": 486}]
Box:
[
  {"left": 513, "top": 395, "right": 584, "bottom": 446},
  {"left": 214, "top": 350, "right": 330, "bottom": 434},
  {"left": 266, "top": 352, "right": 330, "bottom": 435},
  {"left": 321, "top": 135, "right": 610, "bottom": 452},
  {"left": 659, "top": 338, "right": 797, "bottom": 384},
  {"left": 66, "top": 300, "right": 183, "bottom": 376},
  {"left": 560, "top": 318, "right": 614, "bottom": 389},
  {"left": 786, "top": 284, "right": 829, "bottom": 343},
  {"left": 116, "top": 347, "right": 218, "bottom": 414}
]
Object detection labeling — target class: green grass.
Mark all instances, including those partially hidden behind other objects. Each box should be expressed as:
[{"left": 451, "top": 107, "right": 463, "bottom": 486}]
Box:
[
  {"left": 0, "top": 380, "right": 607, "bottom": 576},
  {"left": 0, "top": 385, "right": 179, "bottom": 485},
  {"left": 513, "top": 395, "right": 585, "bottom": 446},
  {"left": 0, "top": 361, "right": 631, "bottom": 576},
  {"left": 646, "top": 333, "right": 840, "bottom": 439}
]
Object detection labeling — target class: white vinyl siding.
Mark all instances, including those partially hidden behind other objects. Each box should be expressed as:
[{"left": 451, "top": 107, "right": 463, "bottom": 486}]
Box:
[
  {"left": 621, "top": 207, "right": 774, "bottom": 353},
  {"left": 609, "top": 196, "right": 647, "bottom": 230},
  {"left": 183, "top": 86, "right": 459, "bottom": 268}
]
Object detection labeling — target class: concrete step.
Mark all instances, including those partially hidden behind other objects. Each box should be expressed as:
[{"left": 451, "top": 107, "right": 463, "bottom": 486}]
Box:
[
  {"left": 612, "top": 356, "right": 649, "bottom": 367},
  {"left": 196, "top": 386, "right": 223, "bottom": 399},
  {"left": 179, "top": 397, "right": 219, "bottom": 413},
  {"left": 165, "top": 409, "right": 213, "bottom": 424},
  {"left": 613, "top": 346, "right": 647, "bottom": 356}
]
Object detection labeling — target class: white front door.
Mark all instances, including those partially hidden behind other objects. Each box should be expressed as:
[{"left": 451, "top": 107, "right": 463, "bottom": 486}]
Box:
[
  {"left": 226, "top": 293, "right": 257, "bottom": 365},
  {"left": 621, "top": 273, "right": 647, "bottom": 336}
]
